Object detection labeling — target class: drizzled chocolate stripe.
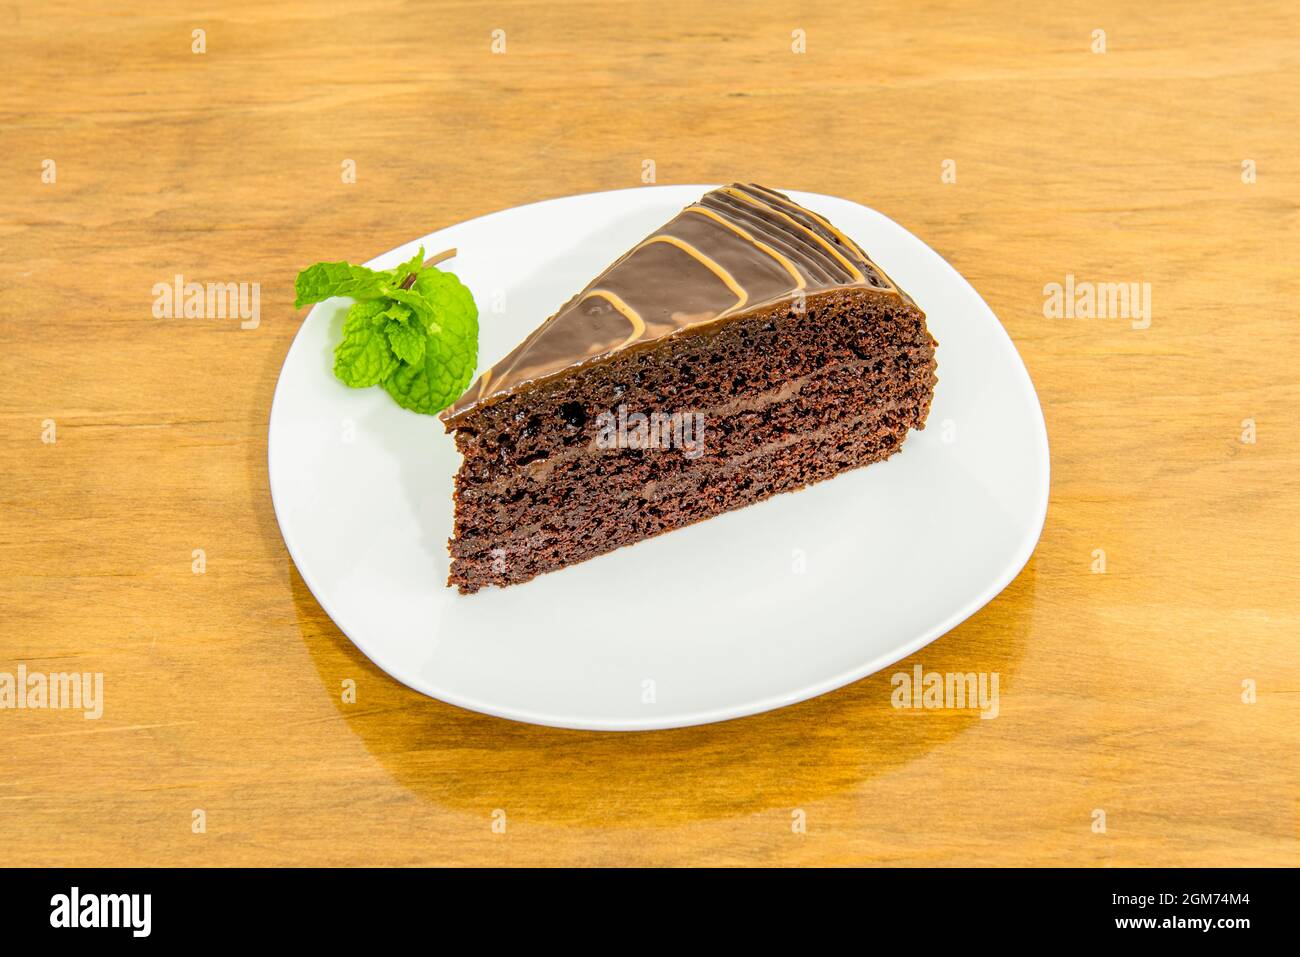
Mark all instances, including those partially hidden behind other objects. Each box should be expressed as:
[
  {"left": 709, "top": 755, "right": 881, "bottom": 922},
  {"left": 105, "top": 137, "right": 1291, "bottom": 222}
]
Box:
[
  {"left": 683, "top": 205, "right": 806, "bottom": 290},
  {"left": 702, "top": 192, "right": 846, "bottom": 285},
  {"left": 744, "top": 184, "right": 898, "bottom": 291},
  {"left": 442, "top": 184, "right": 903, "bottom": 424}
]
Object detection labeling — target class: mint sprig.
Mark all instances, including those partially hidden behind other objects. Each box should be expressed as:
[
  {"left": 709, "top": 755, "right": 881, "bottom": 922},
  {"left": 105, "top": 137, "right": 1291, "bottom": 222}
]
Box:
[
  {"left": 293, "top": 247, "right": 478, "bottom": 415},
  {"left": 293, "top": 262, "right": 391, "bottom": 308}
]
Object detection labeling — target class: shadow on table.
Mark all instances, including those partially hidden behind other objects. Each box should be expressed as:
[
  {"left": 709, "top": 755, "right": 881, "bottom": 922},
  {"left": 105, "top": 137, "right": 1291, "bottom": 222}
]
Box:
[{"left": 289, "top": 559, "right": 1036, "bottom": 828}]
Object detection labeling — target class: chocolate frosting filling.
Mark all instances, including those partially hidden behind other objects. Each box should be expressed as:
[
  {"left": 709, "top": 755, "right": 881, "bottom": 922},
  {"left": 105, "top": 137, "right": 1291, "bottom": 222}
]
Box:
[{"left": 441, "top": 184, "right": 904, "bottom": 425}]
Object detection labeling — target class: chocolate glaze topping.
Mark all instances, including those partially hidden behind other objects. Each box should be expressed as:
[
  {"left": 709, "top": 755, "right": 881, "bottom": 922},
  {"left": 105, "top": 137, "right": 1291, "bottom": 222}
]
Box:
[{"left": 441, "top": 184, "right": 905, "bottom": 425}]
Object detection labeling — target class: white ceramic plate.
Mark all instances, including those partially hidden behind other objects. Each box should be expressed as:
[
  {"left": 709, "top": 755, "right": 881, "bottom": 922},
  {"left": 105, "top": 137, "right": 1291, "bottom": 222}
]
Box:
[{"left": 268, "top": 185, "right": 1049, "bottom": 731}]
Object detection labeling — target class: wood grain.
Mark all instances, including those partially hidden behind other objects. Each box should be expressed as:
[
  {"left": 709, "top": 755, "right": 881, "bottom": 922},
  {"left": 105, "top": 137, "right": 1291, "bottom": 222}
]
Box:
[{"left": 2, "top": 0, "right": 1297, "bottom": 866}]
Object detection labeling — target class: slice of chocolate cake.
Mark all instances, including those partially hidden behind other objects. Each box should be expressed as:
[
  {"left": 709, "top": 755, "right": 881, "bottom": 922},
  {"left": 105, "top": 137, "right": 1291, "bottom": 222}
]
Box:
[{"left": 440, "top": 184, "right": 937, "bottom": 593}]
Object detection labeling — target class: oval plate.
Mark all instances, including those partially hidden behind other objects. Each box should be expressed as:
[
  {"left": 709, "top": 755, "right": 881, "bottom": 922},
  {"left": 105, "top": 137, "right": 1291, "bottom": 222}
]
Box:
[{"left": 268, "top": 185, "right": 1049, "bottom": 731}]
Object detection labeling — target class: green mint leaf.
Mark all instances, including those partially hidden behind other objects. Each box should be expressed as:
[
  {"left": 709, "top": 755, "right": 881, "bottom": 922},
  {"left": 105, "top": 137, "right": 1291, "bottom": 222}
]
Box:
[
  {"left": 382, "top": 350, "right": 465, "bottom": 414},
  {"left": 381, "top": 268, "right": 478, "bottom": 414},
  {"left": 390, "top": 247, "right": 426, "bottom": 287},
  {"left": 333, "top": 300, "right": 400, "bottom": 387},
  {"left": 386, "top": 319, "right": 426, "bottom": 366},
  {"left": 380, "top": 285, "right": 440, "bottom": 333},
  {"left": 381, "top": 302, "right": 413, "bottom": 324},
  {"left": 294, "top": 261, "right": 392, "bottom": 309},
  {"left": 300, "top": 247, "right": 477, "bottom": 416}
]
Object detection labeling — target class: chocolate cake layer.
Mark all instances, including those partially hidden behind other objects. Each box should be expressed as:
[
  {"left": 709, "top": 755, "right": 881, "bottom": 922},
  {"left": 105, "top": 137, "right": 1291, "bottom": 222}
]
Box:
[
  {"left": 450, "top": 401, "right": 927, "bottom": 555},
  {"left": 448, "top": 411, "right": 916, "bottom": 589},
  {"left": 441, "top": 185, "right": 937, "bottom": 593},
  {"left": 460, "top": 367, "right": 923, "bottom": 503},
  {"left": 450, "top": 285, "right": 930, "bottom": 474}
]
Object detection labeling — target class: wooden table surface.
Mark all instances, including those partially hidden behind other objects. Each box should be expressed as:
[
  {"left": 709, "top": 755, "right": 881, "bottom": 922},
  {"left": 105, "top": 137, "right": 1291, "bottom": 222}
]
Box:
[{"left": 3, "top": 0, "right": 1297, "bottom": 867}]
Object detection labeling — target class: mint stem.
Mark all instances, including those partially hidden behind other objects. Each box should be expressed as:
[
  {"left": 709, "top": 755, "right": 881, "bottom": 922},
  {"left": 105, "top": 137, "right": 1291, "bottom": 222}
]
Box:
[{"left": 399, "top": 247, "right": 458, "bottom": 290}]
